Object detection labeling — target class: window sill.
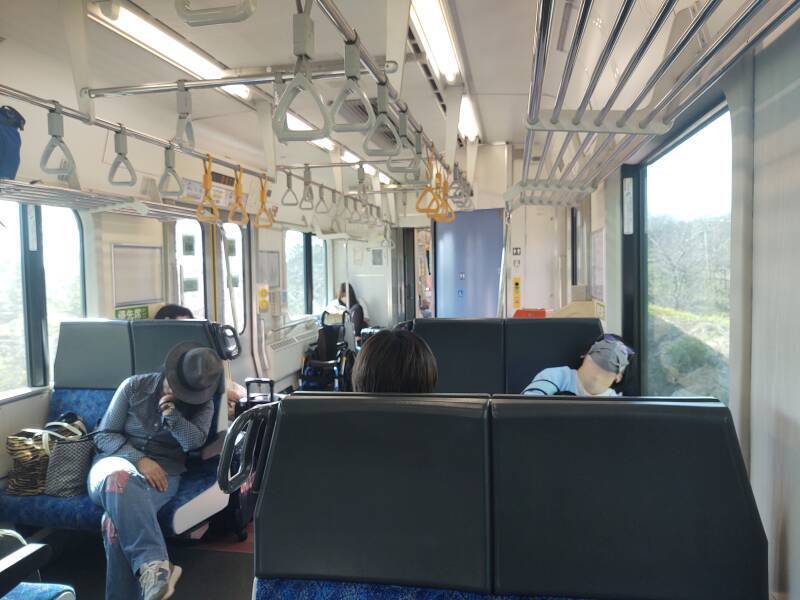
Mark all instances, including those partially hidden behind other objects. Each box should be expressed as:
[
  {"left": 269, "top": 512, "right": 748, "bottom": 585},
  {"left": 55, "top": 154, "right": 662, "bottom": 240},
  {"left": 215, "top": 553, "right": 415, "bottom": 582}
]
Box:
[{"left": 0, "top": 387, "right": 49, "bottom": 407}]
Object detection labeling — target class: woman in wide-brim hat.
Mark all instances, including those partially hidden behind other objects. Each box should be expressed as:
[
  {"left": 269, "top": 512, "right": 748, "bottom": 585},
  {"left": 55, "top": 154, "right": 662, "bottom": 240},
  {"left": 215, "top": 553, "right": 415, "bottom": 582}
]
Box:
[{"left": 88, "top": 341, "right": 223, "bottom": 600}]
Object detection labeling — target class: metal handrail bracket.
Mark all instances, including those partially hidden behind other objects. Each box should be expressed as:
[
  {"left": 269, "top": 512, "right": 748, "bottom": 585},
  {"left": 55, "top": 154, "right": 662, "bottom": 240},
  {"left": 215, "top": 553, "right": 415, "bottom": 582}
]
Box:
[{"left": 175, "top": 0, "right": 256, "bottom": 27}]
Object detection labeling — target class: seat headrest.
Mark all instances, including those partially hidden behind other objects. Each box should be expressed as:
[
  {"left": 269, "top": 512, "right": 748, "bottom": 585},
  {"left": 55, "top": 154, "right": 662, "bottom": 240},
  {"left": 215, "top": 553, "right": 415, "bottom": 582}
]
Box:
[
  {"left": 412, "top": 319, "right": 505, "bottom": 394},
  {"left": 504, "top": 318, "right": 604, "bottom": 394},
  {"left": 54, "top": 320, "right": 133, "bottom": 389},
  {"left": 130, "top": 320, "right": 215, "bottom": 374},
  {"left": 255, "top": 393, "right": 492, "bottom": 593},
  {"left": 491, "top": 396, "right": 767, "bottom": 600}
]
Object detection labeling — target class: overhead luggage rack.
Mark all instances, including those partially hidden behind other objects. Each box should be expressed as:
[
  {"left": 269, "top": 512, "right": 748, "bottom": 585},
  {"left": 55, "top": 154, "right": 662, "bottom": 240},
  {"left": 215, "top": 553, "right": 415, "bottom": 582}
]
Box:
[
  {"left": 509, "top": 0, "right": 800, "bottom": 208},
  {"left": 0, "top": 179, "right": 198, "bottom": 221}
]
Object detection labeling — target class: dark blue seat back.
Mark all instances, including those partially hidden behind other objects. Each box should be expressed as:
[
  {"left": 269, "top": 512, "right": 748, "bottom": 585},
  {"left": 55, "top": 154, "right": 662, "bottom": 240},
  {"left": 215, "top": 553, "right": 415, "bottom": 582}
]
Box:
[
  {"left": 255, "top": 393, "right": 492, "bottom": 593},
  {"left": 50, "top": 319, "right": 134, "bottom": 427},
  {"left": 130, "top": 320, "right": 216, "bottom": 374},
  {"left": 491, "top": 396, "right": 768, "bottom": 600},
  {"left": 412, "top": 319, "right": 505, "bottom": 394},
  {"left": 503, "top": 318, "right": 603, "bottom": 394}
]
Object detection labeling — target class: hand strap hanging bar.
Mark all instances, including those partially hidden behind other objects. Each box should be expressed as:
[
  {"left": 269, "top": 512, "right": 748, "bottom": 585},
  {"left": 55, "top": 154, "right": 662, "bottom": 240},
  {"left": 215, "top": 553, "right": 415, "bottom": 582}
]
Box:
[
  {"left": 253, "top": 174, "right": 274, "bottom": 228},
  {"left": 315, "top": 184, "right": 330, "bottom": 213},
  {"left": 175, "top": 0, "right": 256, "bottom": 27},
  {"left": 299, "top": 165, "right": 315, "bottom": 210},
  {"left": 331, "top": 39, "right": 376, "bottom": 133},
  {"left": 281, "top": 170, "right": 299, "bottom": 206},
  {"left": 228, "top": 165, "right": 249, "bottom": 225},
  {"left": 272, "top": 1, "right": 332, "bottom": 142},
  {"left": 363, "top": 83, "right": 401, "bottom": 157},
  {"left": 40, "top": 103, "right": 77, "bottom": 176},
  {"left": 387, "top": 111, "right": 420, "bottom": 173},
  {"left": 158, "top": 144, "right": 184, "bottom": 198},
  {"left": 174, "top": 81, "right": 196, "bottom": 149},
  {"left": 108, "top": 125, "right": 138, "bottom": 187},
  {"left": 196, "top": 154, "right": 221, "bottom": 222}
]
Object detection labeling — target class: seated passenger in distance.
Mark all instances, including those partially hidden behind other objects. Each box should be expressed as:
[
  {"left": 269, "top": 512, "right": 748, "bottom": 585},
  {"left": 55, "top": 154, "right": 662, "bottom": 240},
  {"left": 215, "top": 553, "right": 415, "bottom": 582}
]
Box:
[
  {"left": 352, "top": 329, "right": 438, "bottom": 393},
  {"left": 154, "top": 303, "right": 246, "bottom": 418},
  {"left": 153, "top": 304, "right": 194, "bottom": 320},
  {"left": 89, "top": 342, "right": 222, "bottom": 600},
  {"left": 523, "top": 334, "right": 634, "bottom": 397}
]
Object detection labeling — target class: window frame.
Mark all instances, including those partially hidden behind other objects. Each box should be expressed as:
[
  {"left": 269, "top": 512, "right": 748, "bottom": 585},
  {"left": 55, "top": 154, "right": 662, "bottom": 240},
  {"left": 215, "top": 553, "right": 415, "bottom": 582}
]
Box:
[
  {"left": 174, "top": 218, "right": 208, "bottom": 321},
  {"left": 284, "top": 230, "right": 329, "bottom": 318},
  {"left": 221, "top": 222, "right": 247, "bottom": 335},
  {"left": 622, "top": 105, "right": 732, "bottom": 397},
  {"left": 10, "top": 204, "right": 86, "bottom": 389}
]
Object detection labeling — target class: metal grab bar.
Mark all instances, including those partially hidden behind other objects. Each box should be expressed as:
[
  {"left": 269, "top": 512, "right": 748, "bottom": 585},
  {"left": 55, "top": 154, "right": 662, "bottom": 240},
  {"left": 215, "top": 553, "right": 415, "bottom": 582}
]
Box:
[
  {"left": 315, "top": 184, "right": 330, "bottom": 213},
  {"left": 227, "top": 166, "right": 249, "bottom": 225},
  {"left": 40, "top": 105, "right": 76, "bottom": 176},
  {"left": 331, "top": 41, "right": 375, "bottom": 133},
  {"left": 363, "top": 84, "right": 401, "bottom": 157},
  {"left": 299, "top": 165, "right": 314, "bottom": 210},
  {"left": 253, "top": 175, "right": 274, "bottom": 228},
  {"left": 175, "top": 0, "right": 256, "bottom": 27},
  {"left": 387, "top": 114, "right": 421, "bottom": 174},
  {"left": 272, "top": 71, "right": 332, "bottom": 142},
  {"left": 158, "top": 145, "right": 184, "bottom": 198},
  {"left": 108, "top": 126, "right": 137, "bottom": 187},
  {"left": 217, "top": 401, "right": 278, "bottom": 494},
  {"left": 281, "top": 171, "right": 299, "bottom": 206},
  {"left": 174, "top": 82, "right": 196, "bottom": 149}
]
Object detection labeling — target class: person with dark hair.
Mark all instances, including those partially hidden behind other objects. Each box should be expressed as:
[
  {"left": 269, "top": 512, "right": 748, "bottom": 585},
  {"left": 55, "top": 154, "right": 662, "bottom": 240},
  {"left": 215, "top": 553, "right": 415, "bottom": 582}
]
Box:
[
  {"left": 352, "top": 329, "right": 438, "bottom": 394},
  {"left": 337, "top": 282, "right": 367, "bottom": 338},
  {"left": 89, "top": 342, "right": 221, "bottom": 600},
  {"left": 522, "top": 334, "right": 635, "bottom": 396},
  {"left": 153, "top": 304, "right": 194, "bottom": 320}
]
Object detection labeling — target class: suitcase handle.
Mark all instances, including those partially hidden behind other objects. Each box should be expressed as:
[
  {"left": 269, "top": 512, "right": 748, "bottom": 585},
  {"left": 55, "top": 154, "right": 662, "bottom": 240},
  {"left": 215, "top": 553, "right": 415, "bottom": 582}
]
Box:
[
  {"left": 217, "top": 402, "right": 277, "bottom": 494},
  {"left": 245, "top": 377, "right": 274, "bottom": 401}
]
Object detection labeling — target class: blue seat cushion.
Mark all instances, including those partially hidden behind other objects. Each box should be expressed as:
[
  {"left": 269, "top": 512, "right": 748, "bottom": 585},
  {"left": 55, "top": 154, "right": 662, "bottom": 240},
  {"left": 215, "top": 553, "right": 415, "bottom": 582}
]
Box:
[
  {"left": 255, "top": 579, "right": 591, "bottom": 600},
  {"left": 3, "top": 582, "right": 75, "bottom": 600},
  {"left": 47, "top": 388, "right": 115, "bottom": 431},
  {"left": 0, "top": 457, "right": 220, "bottom": 535}
]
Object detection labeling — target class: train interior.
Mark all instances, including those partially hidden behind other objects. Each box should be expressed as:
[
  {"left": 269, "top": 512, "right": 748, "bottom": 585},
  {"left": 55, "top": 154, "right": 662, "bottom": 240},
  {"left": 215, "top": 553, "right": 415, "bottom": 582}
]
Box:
[{"left": 0, "top": 0, "right": 799, "bottom": 599}]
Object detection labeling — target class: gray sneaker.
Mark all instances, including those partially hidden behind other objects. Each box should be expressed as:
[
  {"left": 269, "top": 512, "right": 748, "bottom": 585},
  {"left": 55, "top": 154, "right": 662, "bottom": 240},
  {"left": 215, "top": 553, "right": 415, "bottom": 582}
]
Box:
[{"left": 139, "top": 560, "right": 182, "bottom": 600}]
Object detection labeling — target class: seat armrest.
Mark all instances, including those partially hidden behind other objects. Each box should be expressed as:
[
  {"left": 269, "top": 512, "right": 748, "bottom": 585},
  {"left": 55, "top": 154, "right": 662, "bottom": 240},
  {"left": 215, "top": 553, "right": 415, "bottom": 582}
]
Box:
[{"left": 0, "top": 543, "right": 52, "bottom": 597}]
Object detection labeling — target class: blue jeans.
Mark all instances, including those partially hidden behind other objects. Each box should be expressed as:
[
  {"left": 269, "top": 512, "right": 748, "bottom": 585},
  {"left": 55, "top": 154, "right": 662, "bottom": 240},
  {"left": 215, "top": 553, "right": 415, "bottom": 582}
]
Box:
[{"left": 88, "top": 457, "right": 180, "bottom": 600}]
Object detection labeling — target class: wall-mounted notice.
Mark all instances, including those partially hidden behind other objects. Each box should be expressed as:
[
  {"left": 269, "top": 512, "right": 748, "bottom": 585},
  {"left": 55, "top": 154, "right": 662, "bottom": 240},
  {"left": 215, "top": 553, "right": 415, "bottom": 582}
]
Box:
[
  {"left": 623, "top": 177, "right": 634, "bottom": 235},
  {"left": 112, "top": 244, "right": 163, "bottom": 307}
]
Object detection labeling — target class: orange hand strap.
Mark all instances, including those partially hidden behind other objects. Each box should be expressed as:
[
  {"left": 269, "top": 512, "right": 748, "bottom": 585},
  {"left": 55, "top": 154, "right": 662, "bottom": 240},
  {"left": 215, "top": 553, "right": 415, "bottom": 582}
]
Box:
[
  {"left": 227, "top": 165, "right": 249, "bottom": 226},
  {"left": 253, "top": 175, "right": 274, "bottom": 229},
  {"left": 196, "top": 154, "right": 221, "bottom": 223}
]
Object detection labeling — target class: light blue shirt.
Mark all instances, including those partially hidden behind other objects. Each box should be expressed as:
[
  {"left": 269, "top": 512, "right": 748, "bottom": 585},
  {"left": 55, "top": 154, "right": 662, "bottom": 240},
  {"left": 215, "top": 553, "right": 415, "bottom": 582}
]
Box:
[
  {"left": 522, "top": 366, "right": 620, "bottom": 397},
  {"left": 522, "top": 366, "right": 579, "bottom": 396}
]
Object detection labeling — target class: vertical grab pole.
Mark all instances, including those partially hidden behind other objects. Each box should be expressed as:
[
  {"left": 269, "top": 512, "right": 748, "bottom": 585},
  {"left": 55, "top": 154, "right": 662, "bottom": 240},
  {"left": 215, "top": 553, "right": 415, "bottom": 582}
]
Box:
[{"left": 497, "top": 207, "right": 512, "bottom": 318}]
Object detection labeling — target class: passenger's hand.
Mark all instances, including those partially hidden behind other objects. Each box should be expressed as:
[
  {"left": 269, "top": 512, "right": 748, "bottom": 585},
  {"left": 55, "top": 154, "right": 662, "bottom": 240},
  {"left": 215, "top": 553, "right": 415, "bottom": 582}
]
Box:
[
  {"left": 158, "top": 394, "right": 176, "bottom": 416},
  {"left": 138, "top": 457, "right": 168, "bottom": 492}
]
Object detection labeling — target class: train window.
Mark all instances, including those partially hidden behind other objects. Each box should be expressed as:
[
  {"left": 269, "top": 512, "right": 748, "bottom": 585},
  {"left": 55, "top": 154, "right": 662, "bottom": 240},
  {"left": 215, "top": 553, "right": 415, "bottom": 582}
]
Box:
[
  {"left": 644, "top": 111, "right": 732, "bottom": 403},
  {"left": 175, "top": 219, "right": 206, "bottom": 319},
  {"left": 311, "top": 235, "right": 328, "bottom": 315},
  {"left": 42, "top": 206, "right": 84, "bottom": 379},
  {"left": 284, "top": 230, "right": 307, "bottom": 319},
  {"left": 0, "top": 201, "right": 27, "bottom": 392},
  {"left": 221, "top": 223, "right": 245, "bottom": 333}
]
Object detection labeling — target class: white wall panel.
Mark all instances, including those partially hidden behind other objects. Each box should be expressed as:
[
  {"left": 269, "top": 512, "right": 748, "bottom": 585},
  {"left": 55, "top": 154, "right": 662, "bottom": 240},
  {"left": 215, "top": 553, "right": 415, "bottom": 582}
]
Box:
[{"left": 750, "top": 20, "right": 800, "bottom": 598}]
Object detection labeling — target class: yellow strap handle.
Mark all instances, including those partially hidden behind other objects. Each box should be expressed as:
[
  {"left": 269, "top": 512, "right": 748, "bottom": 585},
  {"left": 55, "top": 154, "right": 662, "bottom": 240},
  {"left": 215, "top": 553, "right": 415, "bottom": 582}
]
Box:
[
  {"left": 436, "top": 180, "right": 456, "bottom": 223},
  {"left": 228, "top": 165, "right": 249, "bottom": 226},
  {"left": 196, "top": 154, "right": 221, "bottom": 223},
  {"left": 253, "top": 175, "right": 274, "bottom": 229}
]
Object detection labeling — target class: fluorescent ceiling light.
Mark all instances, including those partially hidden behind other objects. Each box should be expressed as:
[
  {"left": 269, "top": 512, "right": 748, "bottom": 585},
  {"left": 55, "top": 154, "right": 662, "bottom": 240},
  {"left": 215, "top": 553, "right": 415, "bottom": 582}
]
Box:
[
  {"left": 91, "top": 6, "right": 250, "bottom": 100},
  {"left": 410, "top": 0, "right": 460, "bottom": 83},
  {"left": 341, "top": 150, "right": 391, "bottom": 184},
  {"left": 341, "top": 150, "right": 361, "bottom": 163},
  {"left": 378, "top": 172, "right": 391, "bottom": 185},
  {"left": 459, "top": 95, "right": 480, "bottom": 141}
]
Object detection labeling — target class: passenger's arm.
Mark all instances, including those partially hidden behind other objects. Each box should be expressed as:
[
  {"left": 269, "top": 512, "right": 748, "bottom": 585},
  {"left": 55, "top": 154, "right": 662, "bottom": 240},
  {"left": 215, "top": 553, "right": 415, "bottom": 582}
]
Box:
[
  {"left": 94, "top": 377, "right": 146, "bottom": 465},
  {"left": 162, "top": 399, "right": 214, "bottom": 452},
  {"left": 522, "top": 369, "right": 562, "bottom": 396}
]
